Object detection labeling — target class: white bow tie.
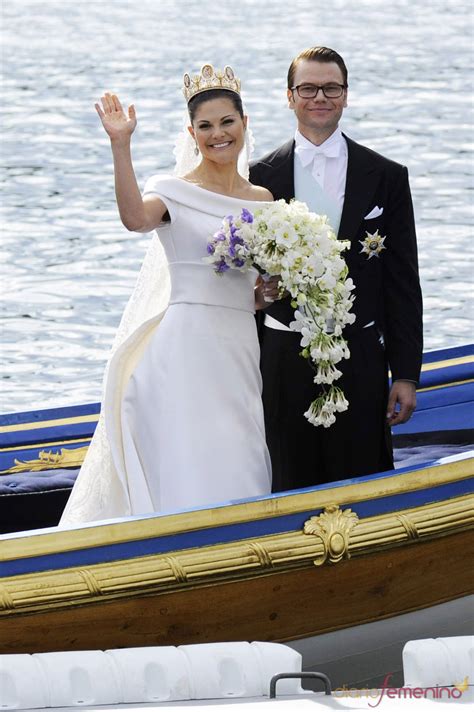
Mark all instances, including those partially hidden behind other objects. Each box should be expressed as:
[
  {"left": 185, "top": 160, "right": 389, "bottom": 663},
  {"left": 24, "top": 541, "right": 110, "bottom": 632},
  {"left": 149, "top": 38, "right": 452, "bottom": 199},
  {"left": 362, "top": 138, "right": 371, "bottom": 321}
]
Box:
[{"left": 295, "top": 141, "right": 340, "bottom": 167}]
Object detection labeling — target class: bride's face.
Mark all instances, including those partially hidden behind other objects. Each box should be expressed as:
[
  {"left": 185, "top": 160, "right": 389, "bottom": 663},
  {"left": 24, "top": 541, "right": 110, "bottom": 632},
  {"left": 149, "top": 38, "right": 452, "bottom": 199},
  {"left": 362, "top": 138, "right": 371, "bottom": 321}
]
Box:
[{"left": 189, "top": 97, "right": 247, "bottom": 165}]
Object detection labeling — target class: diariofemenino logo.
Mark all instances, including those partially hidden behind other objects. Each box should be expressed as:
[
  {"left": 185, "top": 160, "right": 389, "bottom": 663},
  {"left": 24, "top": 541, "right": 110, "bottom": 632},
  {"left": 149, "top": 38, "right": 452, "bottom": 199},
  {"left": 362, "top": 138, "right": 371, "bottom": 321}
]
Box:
[{"left": 333, "top": 673, "right": 469, "bottom": 707}]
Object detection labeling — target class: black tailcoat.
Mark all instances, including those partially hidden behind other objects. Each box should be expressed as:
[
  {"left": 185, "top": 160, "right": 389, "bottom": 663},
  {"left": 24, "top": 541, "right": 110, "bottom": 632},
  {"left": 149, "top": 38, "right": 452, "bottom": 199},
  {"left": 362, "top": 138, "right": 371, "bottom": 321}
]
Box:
[{"left": 249, "top": 136, "right": 423, "bottom": 491}]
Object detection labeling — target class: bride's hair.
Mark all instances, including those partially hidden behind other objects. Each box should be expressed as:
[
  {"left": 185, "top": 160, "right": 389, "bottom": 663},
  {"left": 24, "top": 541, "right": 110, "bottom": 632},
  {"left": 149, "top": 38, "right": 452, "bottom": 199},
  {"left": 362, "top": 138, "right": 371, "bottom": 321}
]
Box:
[{"left": 187, "top": 89, "right": 244, "bottom": 123}]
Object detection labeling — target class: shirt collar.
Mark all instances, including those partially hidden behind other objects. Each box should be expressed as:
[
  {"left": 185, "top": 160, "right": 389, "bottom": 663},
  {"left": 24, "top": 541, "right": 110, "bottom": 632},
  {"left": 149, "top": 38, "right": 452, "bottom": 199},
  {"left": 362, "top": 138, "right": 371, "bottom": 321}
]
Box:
[{"left": 294, "top": 127, "right": 344, "bottom": 158}]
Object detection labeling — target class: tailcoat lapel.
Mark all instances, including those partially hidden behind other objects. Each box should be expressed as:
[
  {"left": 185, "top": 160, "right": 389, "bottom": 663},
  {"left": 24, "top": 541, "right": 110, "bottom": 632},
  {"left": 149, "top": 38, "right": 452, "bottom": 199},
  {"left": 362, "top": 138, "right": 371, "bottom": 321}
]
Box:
[{"left": 338, "top": 136, "right": 381, "bottom": 242}]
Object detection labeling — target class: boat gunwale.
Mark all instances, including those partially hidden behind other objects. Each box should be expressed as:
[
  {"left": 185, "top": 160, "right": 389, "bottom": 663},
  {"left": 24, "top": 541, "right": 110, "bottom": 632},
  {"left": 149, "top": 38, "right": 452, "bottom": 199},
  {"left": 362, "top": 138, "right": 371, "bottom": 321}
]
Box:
[{"left": 0, "top": 457, "right": 472, "bottom": 566}]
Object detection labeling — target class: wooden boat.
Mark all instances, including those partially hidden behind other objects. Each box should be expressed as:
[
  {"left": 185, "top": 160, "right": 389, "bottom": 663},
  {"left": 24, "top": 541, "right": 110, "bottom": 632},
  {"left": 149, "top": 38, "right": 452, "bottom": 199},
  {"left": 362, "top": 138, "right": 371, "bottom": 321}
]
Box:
[{"left": 0, "top": 344, "right": 472, "bottom": 686}]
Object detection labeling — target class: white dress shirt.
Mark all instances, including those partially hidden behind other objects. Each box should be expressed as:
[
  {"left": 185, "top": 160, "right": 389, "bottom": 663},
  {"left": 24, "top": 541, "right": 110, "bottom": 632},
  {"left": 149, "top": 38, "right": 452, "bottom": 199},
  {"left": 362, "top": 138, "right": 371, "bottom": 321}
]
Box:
[
  {"left": 294, "top": 127, "right": 348, "bottom": 212},
  {"left": 265, "top": 127, "right": 349, "bottom": 332}
]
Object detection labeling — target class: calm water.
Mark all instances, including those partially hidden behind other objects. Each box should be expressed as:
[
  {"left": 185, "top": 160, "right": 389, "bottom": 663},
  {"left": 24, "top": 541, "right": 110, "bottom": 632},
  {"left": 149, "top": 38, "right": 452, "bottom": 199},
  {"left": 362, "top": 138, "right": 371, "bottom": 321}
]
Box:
[{"left": 1, "top": 0, "right": 473, "bottom": 412}]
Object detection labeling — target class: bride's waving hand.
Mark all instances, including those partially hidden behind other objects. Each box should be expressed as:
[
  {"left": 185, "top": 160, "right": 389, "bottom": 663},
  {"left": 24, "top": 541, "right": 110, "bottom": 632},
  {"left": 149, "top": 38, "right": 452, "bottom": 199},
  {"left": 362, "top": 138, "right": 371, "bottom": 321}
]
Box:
[
  {"left": 95, "top": 93, "right": 137, "bottom": 141},
  {"left": 96, "top": 92, "right": 167, "bottom": 232}
]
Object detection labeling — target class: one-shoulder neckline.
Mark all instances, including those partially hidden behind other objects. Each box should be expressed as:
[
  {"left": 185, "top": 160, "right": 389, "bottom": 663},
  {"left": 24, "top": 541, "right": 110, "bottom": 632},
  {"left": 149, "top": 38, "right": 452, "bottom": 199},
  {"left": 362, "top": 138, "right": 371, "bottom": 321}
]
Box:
[{"left": 175, "top": 177, "right": 270, "bottom": 204}]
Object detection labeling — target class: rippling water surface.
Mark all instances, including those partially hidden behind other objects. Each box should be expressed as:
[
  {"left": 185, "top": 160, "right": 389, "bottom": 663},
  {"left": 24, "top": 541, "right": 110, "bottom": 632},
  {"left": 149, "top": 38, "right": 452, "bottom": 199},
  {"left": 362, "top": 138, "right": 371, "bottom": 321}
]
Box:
[{"left": 1, "top": 0, "right": 473, "bottom": 411}]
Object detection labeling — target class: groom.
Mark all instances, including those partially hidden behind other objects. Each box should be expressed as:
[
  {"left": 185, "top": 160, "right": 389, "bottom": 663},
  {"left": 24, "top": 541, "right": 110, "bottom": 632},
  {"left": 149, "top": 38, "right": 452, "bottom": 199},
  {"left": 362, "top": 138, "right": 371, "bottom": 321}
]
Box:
[{"left": 250, "top": 46, "right": 423, "bottom": 492}]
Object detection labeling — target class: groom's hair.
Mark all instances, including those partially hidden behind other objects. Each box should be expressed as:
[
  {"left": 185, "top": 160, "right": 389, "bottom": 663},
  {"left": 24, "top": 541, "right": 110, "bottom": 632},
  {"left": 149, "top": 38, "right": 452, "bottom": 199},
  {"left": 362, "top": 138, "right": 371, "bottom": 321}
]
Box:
[{"left": 287, "top": 47, "right": 348, "bottom": 89}]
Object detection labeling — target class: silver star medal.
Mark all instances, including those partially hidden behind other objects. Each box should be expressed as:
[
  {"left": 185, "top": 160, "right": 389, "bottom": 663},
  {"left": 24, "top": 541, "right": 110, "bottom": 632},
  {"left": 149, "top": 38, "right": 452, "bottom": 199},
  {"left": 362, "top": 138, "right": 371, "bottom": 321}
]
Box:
[{"left": 359, "top": 230, "right": 386, "bottom": 259}]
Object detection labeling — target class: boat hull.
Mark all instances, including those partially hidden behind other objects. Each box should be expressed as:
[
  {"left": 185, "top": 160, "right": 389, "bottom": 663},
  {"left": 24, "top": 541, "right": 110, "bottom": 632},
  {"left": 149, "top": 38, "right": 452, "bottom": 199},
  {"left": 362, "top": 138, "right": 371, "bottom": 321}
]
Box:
[{"left": 1, "top": 528, "right": 472, "bottom": 656}]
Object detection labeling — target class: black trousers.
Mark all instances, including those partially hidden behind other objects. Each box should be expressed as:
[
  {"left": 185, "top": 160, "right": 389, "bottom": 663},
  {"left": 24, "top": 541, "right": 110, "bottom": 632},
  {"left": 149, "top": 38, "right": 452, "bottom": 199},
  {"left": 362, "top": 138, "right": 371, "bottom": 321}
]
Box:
[{"left": 260, "top": 325, "right": 394, "bottom": 492}]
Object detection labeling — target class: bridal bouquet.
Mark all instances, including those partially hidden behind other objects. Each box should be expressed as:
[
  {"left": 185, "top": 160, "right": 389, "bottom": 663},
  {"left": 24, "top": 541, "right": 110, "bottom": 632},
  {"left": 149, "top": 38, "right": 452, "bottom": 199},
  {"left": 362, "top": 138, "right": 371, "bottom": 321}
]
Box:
[{"left": 205, "top": 200, "right": 356, "bottom": 428}]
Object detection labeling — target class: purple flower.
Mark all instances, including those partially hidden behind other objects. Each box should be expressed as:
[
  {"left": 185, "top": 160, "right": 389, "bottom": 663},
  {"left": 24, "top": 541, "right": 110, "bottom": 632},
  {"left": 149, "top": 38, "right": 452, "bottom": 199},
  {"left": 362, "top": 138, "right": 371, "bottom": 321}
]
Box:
[
  {"left": 241, "top": 208, "right": 254, "bottom": 223},
  {"left": 230, "top": 233, "right": 243, "bottom": 244},
  {"left": 229, "top": 233, "right": 246, "bottom": 257},
  {"left": 216, "top": 259, "right": 230, "bottom": 273},
  {"left": 207, "top": 243, "right": 215, "bottom": 255},
  {"left": 233, "top": 258, "right": 245, "bottom": 267}
]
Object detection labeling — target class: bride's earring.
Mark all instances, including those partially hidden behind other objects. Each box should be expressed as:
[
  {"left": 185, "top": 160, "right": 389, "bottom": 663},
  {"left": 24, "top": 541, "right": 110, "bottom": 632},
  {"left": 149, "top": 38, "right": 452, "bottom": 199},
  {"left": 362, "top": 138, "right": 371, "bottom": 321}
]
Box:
[{"left": 194, "top": 141, "right": 199, "bottom": 156}]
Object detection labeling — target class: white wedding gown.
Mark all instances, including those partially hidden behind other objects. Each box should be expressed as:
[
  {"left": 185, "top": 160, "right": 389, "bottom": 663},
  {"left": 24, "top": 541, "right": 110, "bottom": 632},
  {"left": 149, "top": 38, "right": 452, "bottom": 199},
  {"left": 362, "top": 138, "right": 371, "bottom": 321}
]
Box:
[{"left": 60, "top": 176, "right": 271, "bottom": 524}]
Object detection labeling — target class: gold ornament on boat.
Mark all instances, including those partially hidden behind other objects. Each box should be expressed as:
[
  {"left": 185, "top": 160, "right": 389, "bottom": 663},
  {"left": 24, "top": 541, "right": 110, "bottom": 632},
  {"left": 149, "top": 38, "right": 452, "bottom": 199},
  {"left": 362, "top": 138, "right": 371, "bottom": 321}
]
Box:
[
  {"left": 183, "top": 64, "right": 241, "bottom": 102},
  {"left": 4, "top": 446, "right": 89, "bottom": 474},
  {"left": 359, "top": 230, "right": 386, "bottom": 259},
  {"left": 303, "top": 504, "right": 359, "bottom": 565}
]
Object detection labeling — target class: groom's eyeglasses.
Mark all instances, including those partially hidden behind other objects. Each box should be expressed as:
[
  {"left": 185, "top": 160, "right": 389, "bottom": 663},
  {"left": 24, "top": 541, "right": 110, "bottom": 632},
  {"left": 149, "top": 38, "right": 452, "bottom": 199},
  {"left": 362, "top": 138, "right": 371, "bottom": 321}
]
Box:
[{"left": 291, "top": 84, "right": 346, "bottom": 99}]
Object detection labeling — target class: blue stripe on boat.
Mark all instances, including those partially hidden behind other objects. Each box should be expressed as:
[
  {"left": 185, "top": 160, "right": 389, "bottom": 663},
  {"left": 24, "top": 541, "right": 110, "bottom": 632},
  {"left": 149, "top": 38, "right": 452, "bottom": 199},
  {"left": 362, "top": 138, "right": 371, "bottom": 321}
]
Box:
[
  {"left": 0, "top": 422, "right": 98, "bottom": 448},
  {"left": 396, "top": 386, "right": 474, "bottom": 435},
  {"left": 421, "top": 344, "right": 473, "bottom": 364},
  {"left": 0, "top": 402, "right": 100, "bottom": 427}
]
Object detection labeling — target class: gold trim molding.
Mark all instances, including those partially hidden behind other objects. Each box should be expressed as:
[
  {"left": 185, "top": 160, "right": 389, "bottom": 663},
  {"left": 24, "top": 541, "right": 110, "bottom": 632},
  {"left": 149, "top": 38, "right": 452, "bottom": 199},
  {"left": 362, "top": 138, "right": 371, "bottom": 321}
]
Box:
[
  {"left": 1, "top": 494, "right": 472, "bottom": 617},
  {"left": 0, "top": 414, "right": 99, "bottom": 435},
  {"left": 417, "top": 378, "right": 473, "bottom": 393},
  {"left": 419, "top": 354, "right": 473, "bottom": 373},
  {"left": 0, "top": 438, "right": 91, "bottom": 455}
]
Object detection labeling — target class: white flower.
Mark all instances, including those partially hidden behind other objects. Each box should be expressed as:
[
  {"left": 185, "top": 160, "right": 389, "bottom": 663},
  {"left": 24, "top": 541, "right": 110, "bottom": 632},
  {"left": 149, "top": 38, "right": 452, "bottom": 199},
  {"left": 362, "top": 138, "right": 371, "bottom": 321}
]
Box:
[
  {"left": 313, "top": 362, "right": 343, "bottom": 385},
  {"left": 327, "top": 386, "right": 349, "bottom": 413},
  {"left": 304, "top": 399, "right": 337, "bottom": 428},
  {"left": 318, "top": 271, "right": 337, "bottom": 290},
  {"left": 289, "top": 309, "right": 309, "bottom": 330}
]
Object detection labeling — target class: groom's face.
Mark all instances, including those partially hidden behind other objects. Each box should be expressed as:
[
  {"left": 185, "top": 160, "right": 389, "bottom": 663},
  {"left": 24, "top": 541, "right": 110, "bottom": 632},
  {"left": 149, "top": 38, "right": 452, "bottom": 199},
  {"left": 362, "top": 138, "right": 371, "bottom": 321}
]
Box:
[{"left": 288, "top": 60, "right": 347, "bottom": 141}]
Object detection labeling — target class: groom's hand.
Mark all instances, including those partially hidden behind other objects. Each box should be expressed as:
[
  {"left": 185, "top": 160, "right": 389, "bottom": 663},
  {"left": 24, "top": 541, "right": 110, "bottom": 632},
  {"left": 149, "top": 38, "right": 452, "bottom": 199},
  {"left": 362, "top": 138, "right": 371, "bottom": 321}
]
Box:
[
  {"left": 254, "top": 275, "right": 281, "bottom": 310},
  {"left": 386, "top": 380, "right": 417, "bottom": 426}
]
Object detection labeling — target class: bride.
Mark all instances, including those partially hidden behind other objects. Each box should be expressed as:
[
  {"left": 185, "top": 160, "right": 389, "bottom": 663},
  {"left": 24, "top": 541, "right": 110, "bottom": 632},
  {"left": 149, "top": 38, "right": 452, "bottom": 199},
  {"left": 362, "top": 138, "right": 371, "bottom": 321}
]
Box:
[{"left": 59, "top": 65, "right": 278, "bottom": 525}]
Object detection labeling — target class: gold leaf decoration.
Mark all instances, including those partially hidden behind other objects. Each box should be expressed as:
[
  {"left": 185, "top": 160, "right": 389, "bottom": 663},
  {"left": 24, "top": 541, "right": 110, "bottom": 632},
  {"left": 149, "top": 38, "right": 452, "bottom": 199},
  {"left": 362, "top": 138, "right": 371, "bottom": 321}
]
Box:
[
  {"left": 3, "top": 446, "right": 89, "bottom": 474},
  {"left": 304, "top": 504, "right": 359, "bottom": 566}
]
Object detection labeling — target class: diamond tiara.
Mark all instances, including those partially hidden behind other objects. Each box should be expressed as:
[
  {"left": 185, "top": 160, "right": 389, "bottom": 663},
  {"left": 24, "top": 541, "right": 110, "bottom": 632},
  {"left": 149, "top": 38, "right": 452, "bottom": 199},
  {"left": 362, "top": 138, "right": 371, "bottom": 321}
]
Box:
[{"left": 183, "top": 64, "right": 241, "bottom": 103}]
